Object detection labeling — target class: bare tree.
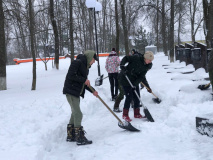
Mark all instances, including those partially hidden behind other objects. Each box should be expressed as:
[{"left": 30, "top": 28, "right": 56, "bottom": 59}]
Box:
[
  {"left": 0, "top": 0, "right": 6, "bottom": 90},
  {"left": 115, "top": 0, "right": 119, "bottom": 54},
  {"left": 69, "top": 0, "right": 74, "bottom": 62},
  {"left": 203, "top": 0, "right": 213, "bottom": 48},
  {"left": 120, "top": 0, "right": 129, "bottom": 55},
  {"left": 28, "top": 0, "right": 36, "bottom": 90},
  {"left": 49, "top": 0, "right": 59, "bottom": 69},
  {"left": 169, "top": 0, "right": 174, "bottom": 62},
  {"left": 188, "top": 0, "right": 203, "bottom": 42}
]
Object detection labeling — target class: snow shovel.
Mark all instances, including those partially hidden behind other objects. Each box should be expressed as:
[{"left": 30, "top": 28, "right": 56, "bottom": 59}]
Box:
[
  {"left": 124, "top": 75, "right": 155, "bottom": 122},
  {"left": 198, "top": 82, "right": 211, "bottom": 90},
  {"left": 95, "top": 75, "right": 108, "bottom": 86},
  {"left": 88, "top": 85, "right": 140, "bottom": 132},
  {"left": 140, "top": 82, "right": 162, "bottom": 104}
]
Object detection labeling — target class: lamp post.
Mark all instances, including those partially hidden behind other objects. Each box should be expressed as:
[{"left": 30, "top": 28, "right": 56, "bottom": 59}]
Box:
[{"left": 86, "top": 0, "right": 102, "bottom": 76}]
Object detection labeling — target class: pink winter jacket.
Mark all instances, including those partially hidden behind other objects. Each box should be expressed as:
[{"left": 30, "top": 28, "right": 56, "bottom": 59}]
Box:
[{"left": 105, "top": 54, "right": 120, "bottom": 73}]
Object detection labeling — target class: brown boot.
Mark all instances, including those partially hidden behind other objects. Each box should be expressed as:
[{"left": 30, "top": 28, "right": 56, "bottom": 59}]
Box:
[
  {"left": 66, "top": 124, "right": 75, "bottom": 142},
  {"left": 113, "top": 97, "right": 122, "bottom": 113},
  {"left": 75, "top": 126, "right": 92, "bottom": 145}
]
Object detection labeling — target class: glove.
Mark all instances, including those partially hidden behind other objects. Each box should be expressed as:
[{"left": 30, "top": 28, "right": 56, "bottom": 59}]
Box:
[
  {"left": 140, "top": 84, "right": 144, "bottom": 90},
  {"left": 147, "top": 88, "right": 152, "bottom": 93},
  {"left": 132, "top": 86, "right": 136, "bottom": 91},
  {"left": 120, "top": 66, "right": 127, "bottom": 75}
]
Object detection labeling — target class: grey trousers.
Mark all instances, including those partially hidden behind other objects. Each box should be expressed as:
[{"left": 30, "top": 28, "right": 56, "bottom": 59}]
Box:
[{"left": 66, "top": 94, "right": 82, "bottom": 127}]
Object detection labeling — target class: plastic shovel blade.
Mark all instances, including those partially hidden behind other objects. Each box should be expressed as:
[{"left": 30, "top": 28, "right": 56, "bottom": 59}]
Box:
[
  {"left": 144, "top": 108, "right": 154, "bottom": 122},
  {"left": 118, "top": 121, "right": 140, "bottom": 132},
  {"left": 152, "top": 98, "right": 161, "bottom": 104}
]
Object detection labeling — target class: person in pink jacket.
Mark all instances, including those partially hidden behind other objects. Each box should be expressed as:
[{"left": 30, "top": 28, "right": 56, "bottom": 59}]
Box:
[{"left": 105, "top": 48, "right": 121, "bottom": 101}]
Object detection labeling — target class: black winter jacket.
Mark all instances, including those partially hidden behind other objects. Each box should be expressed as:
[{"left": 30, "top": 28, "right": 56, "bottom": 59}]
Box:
[
  {"left": 119, "top": 55, "right": 152, "bottom": 87},
  {"left": 63, "top": 54, "right": 92, "bottom": 98}
]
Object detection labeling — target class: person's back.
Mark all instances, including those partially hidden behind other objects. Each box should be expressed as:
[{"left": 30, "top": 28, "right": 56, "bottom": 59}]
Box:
[{"left": 105, "top": 48, "right": 120, "bottom": 101}]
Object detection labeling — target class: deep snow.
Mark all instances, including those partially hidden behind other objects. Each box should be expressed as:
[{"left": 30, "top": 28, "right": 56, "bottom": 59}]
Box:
[{"left": 1, "top": 52, "right": 213, "bottom": 160}]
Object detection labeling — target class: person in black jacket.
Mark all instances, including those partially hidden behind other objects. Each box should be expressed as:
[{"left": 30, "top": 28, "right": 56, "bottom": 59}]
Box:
[
  {"left": 63, "top": 50, "right": 98, "bottom": 145},
  {"left": 119, "top": 51, "right": 154, "bottom": 122}
]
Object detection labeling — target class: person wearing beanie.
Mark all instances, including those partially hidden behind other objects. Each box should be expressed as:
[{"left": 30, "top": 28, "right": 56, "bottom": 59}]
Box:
[
  {"left": 105, "top": 48, "right": 121, "bottom": 102},
  {"left": 118, "top": 51, "right": 154, "bottom": 122},
  {"left": 63, "top": 50, "right": 98, "bottom": 145},
  {"left": 131, "top": 49, "right": 142, "bottom": 57}
]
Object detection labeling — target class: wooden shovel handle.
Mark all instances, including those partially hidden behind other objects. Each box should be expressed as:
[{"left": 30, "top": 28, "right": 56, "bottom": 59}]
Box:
[
  {"left": 140, "top": 82, "right": 158, "bottom": 98},
  {"left": 88, "top": 85, "right": 123, "bottom": 125}
]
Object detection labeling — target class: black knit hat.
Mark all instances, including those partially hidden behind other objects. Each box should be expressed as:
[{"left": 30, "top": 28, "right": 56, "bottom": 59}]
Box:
[{"left": 112, "top": 48, "right": 116, "bottom": 51}]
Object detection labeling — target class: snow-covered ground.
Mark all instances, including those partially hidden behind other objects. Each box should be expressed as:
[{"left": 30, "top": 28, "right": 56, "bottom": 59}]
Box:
[{"left": 1, "top": 52, "right": 213, "bottom": 160}]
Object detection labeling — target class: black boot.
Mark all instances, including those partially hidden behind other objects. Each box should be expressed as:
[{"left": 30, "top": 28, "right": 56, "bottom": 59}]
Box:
[
  {"left": 75, "top": 126, "right": 92, "bottom": 145},
  {"left": 66, "top": 124, "right": 75, "bottom": 142}
]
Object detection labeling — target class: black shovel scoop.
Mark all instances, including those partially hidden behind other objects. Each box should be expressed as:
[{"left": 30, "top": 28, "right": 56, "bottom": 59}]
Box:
[
  {"left": 95, "top": 75, "right": 109, "bottom": 86},
  {"left": 88, "top": 86, "right": 140, "bottom": 132},
  {"left": 140, "top": 82, "right": 162, "bottom": 104},
  {"left": 198, "top": 82, "right": 211, "bottom": 90}
]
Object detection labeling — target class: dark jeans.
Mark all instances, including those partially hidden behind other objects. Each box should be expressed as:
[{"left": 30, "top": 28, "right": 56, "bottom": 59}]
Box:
[
  {"left": 108, "top": 73, "right": 119, "bottom": 98},
  {"left": 122, "top": 85, "right": 140, "bottom": 109}
]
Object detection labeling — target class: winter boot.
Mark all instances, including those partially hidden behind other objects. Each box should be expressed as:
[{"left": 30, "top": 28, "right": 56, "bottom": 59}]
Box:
[
  {"left": 113, "top": 97, "right": 122, "bottom": 113},
  {"left": 66, "top": 124, "right": 75, "bottom": 142},
  {"left": 134, "top": 108, "right": 145, "bottom": 118},
  {"left": 75, "top": 126, "right": 92, "bottom": 145},
  {"left": 122, "top": 108, "right": 132, "bottom": 122}
]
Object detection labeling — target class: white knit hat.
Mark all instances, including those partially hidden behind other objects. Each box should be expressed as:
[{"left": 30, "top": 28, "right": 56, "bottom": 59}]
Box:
[{"left": 144, "top": 51, "right": 154, "bottom": 61}]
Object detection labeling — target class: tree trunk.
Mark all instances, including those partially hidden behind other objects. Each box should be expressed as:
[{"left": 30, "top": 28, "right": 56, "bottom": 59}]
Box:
[
  {"left": 203, "top": 0, "right": 213, "bottom": 48},
  {"left": 120, "top": 0, "right": 129, "bottom": 55},
  {"left": 170, "top": 0, "right": 174, "bottom": 62},
  {"left": 0, "top": 0, "right": 6, "bottom": 90},
  {"left": 50, "top": 0, "right": 59, "bottom": 69},
  {"left": 69, "top": 0, "right": 74, "bottom": 62},
  {"left": 115, "top": 0, "right": 120, "bottom": 55},
  {"left": 102, "top": 0, "right": 106, "bottom": 52},
  {"left": 28, "top": 0, "right": 36, "bottom": 90},
  {"left": 156, "top": 0, "right": 159, "bottom": 52},
  {"left": 162, "top": 0, "right": 167, "bottom": 56}
]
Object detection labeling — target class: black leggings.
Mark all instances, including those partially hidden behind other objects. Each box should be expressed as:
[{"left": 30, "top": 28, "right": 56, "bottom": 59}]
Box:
[
  {"left": 122, "top": 85, "right": 140, "bottom": 109},
  {"left": 108, "top": 73, "right": 119, "bottom": 98}
]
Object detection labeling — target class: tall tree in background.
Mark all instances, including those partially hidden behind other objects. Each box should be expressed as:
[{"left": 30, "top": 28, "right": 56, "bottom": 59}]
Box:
[
  {"left": 50, "top": 0, "right": 59, "bottom": 69},
  {"left": 134, "top": 26, "right": 148, "bottom": 54},
  {"left": 203, "top": 0, "right": 213, "bottom": 48},
  {"left": 28, "top": 0, "right": 36, "bottom": 90},
  {"left": 115, "top": 0, "right": 120, "bottom": 55},
  {"left": 120, "top": 0, "right": 129, "bottom": 55},
  {"left": 169, "top": 0, "right": 174, "bottom": 62},
  {"left": 188, "top": 0, "right": 203, "bottom": 43},
  {"left": 69, "top": 0, "right": 74, "bottom": 62},
  {"left": 203, "top": 0, "right": 213, "bottom": 90},
  {"left": 156, "top": 0, "right": 159, "bottom": 52},
  {"left": 162, "top": 0, "right": 167, "bottom": 56},
  {"left": 0, "top": 0, "right": 6, "bottom": 90}
]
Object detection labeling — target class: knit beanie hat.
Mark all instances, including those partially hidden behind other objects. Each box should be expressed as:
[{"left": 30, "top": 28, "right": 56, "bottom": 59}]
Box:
[
  {"left": 144, "top": 51, "right": 154, "bottom": 61},
  {"left": 112, "top": 48, "right": 116, "bottom": 51},
  {"left": 85, "top": 50, "right": 96, "bottom": 68}
]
